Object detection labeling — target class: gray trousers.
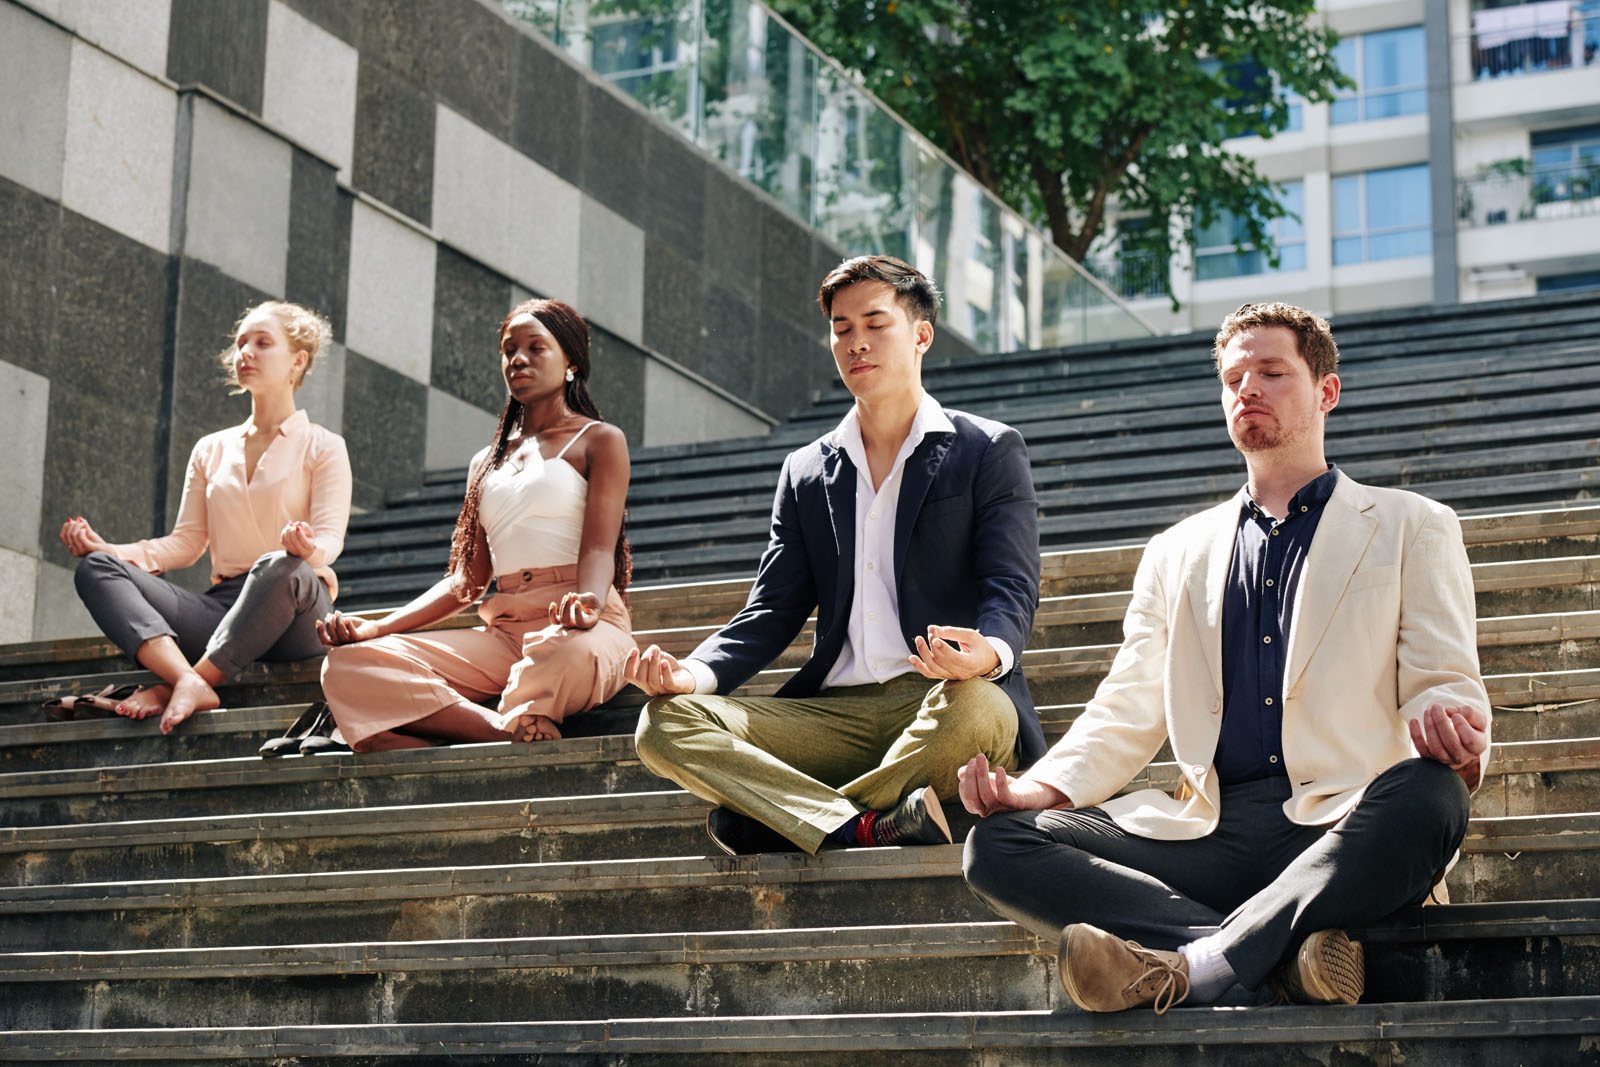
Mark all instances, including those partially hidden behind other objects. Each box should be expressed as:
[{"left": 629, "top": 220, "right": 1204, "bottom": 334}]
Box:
[
  {"left": 962, "top": 758, "right": 1470, "bottom": 992},
  {"left": 74, "top": 550, "right": 331, "bottom": 682}
]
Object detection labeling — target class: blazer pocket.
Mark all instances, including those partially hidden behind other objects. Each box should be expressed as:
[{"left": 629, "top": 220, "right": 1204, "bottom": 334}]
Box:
[{"left": 1343, "top": 565, "right": 1398, "bottom": 595}]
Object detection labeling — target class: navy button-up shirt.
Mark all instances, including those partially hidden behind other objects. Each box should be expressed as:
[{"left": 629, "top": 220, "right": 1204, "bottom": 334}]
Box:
[{"left": 1214, "top": 466, "right": 1340, "bottom": 785}]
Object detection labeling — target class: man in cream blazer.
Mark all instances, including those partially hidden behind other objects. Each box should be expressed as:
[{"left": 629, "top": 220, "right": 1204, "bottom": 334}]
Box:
[{"left": 959, "top": 302, "right": 1491, "bottom": 1014}]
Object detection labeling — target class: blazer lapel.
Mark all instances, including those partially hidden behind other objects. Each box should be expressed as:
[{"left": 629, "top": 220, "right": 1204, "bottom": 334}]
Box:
[
  {"left": 1283, "top": 476, "right": 1378, "bottom": 696},
  {"left": 822, "top": 444, "right": 857, "bottom": 615},
  {"left": 893, "top": 431, "right": 955, "bottom": 581},
  {"left": 1184, "top": 497, "right": 1245, "bottom": 696}
]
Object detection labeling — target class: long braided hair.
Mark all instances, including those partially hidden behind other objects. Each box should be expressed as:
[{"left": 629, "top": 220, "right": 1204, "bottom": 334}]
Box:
[{"left": 445, "top": 298, "right": 633, "bottom": 601}]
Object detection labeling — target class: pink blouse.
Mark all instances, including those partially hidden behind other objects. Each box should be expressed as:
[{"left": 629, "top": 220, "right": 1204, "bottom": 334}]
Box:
[{"left": 112, "top": 410, "right": 353, "bottom": 599}]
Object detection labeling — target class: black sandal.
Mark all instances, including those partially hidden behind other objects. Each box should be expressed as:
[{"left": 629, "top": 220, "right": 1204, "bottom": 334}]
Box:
[{"left": 258, "top": 701, "right": 331, "bottom": 758}]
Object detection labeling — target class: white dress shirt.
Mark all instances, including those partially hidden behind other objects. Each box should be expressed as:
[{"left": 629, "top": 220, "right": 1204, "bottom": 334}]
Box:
[{"left": 684, "top": 392, "right": 1014, "bottom": 694}]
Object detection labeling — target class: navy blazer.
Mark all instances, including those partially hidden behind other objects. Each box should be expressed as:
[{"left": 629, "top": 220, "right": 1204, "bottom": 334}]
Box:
[{"left": 690, "top": 408, "right": 1046, "bottom": 767}]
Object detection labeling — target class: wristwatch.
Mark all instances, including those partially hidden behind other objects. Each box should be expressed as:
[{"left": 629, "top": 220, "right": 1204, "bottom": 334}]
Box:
[{"left": 982, "top": 640, "right": 1006, "bottom": 681}]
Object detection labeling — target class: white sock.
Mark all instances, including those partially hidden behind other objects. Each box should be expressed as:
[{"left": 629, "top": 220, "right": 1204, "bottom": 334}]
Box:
[{"left": 1179, "top": 933, "right": 1238, "bottom": 1004}]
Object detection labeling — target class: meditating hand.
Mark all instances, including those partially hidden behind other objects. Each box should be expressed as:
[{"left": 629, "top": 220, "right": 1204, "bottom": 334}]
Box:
[
  {"left": 58, "top": 517, "right": 111, "bottom": 558},
  {"left": 280, "top": 520, "right": 316, "bottom": 558},
  {"left": 958, "top": 752, "right": 1067, "bottom": 816},
  {"left": 1409, "top": 702, "right": 1490, "bottom": 788},
  {"left": 316, "top": 610, "right": 384, "bottom": 647},
  {"left": 626, "top": 644, "right": 696, "bottom": 696},
  {"left": 549, "top": 590, "right": 601, "bottom": 630},
  {"left": 910, "top": 624, "right": 1000, "bottom": 681}
]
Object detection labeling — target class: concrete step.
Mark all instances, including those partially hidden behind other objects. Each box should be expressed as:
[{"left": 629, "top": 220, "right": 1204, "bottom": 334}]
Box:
[
  {"left": 9, "top": 566, "right": 1587, "bottom": 735},
  {"left": 605, "top": 465, "right": 1600, "bottom": 573},
  {"left": 4, "top": 995, "right": 1598, "bottom": 1063},
  {"left": 21, "top": 541, "right": 1588, "bottom": 690},
  {"left": 0, "top": 739, "right": 1591, "bottom": 887},
  {"left": 0, "top": 813, "right": 1593, "bottom": 951},
  {"left": 1, "top": 902, "right": 1595, "bottom": 1030},
  {"left": 328, "top": 502, "right": 1600, "bottom": 608},
  {"left": 370, "top": 382, "right": 1600, "bottom": 559},
  {"left": 385, "top": 343, "right": 1600, "bottom": 511},
  {"left": 2, "top": 656, "right": 1593, "bottom": 826}
]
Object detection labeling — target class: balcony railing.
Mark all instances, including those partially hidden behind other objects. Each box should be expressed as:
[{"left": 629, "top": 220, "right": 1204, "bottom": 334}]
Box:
[
  {"left": 502, "top": 0, "right": 1154, "bottom": 351},
  {"left": 1087, "top": 251, "right": 1170, "bottom": 303},
  {"left": 1458, "top": 5, "right": 1599, "bottom": 81},
  {"left": 1457, "top": 163, "right": 1600, "bottom": 226}
]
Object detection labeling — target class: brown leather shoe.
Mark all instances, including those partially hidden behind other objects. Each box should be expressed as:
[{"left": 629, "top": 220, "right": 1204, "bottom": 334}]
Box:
[
  {"left": 1057, "top": 923, "right": 1191, "bottom": 1014},
  {"left": 1273, "top": 929, "right": 1364, "bottom": 1005}
]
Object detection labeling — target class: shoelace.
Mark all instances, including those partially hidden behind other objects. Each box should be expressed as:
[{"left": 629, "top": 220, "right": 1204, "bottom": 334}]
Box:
[{"left": 1125, "top": 943, "right": 1191, "bottom": 1015}]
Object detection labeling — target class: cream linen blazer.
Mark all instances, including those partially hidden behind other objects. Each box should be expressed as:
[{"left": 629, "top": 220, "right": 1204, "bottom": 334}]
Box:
[{"left": 1027, "top": 472, "right": 1491, "bottom": 840}]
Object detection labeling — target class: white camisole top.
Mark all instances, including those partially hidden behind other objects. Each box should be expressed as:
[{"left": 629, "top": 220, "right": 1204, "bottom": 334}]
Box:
[{"left": 475, "top": 421, "right": 597, "bottom": 575}]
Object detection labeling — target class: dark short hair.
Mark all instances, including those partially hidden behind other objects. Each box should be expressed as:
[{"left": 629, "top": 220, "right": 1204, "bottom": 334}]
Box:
[
  {"left": 1212, "top": 302, "right": 1340, "bottom": 379},
  {"left": 817, "top": 255, "right": 940, "bottom": 327}
]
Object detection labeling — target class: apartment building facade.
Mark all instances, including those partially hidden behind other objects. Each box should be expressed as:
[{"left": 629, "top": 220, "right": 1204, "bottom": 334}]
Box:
[{"left": 1111, "top": 0, "right": 1599, "bottom": 332}]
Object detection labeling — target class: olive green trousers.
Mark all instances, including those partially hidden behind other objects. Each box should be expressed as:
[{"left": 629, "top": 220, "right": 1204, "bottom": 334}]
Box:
[{"left": 634, "top": 673, "right": 1019, "bottom": 853}]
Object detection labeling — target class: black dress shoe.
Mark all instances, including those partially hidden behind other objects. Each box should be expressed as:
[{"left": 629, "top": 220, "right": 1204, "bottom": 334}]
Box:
[
  {"left": 705, "top": 807, "right": 803, "bottom": 856},
  {"left": 258, "top": 702, "right": 330, "bottom": 758},
  {"left": 869, "top": 785, "right": 952, "bottom": 847}
]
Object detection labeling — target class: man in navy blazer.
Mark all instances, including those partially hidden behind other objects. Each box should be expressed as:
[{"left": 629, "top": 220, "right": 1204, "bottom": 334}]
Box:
[{"left": 629, "top": 255, "right": 1042, "bottom": 855}]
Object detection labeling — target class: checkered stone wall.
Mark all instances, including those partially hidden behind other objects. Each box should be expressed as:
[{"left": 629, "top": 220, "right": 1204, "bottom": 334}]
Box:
[{"left": 0, "top": 0, "right": 868, "bottom": 640}]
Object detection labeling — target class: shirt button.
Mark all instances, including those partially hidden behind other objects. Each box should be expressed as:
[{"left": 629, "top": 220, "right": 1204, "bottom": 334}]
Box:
[
  {"left": 866, "top": 562, "right": 875, "bottom": 571},
  {"left": 1265, "top": 578, "right": 1274, "bottom": 587},
  {"left": 1264, "top": 697, "right": 1274, "bottom": 706},
  {"left": 1191, "top": 765, "right": 1206, "bottom": 776},
  {"left": 869, "top": 512, "right": 878, "bottom": 521},
  {"left": 1270, "top": 755, "right": 1280, "bottom": 764},
  {"left": 1263, "top": 635, "right": 1273, "bottom": 644},
  {"left": 1300, "top": 505, "right": 1308, "bottom": 513},
  {"left": 1271, "top": 529, "right": 1280, "bottom": 537},
  {"left": 867, "top": 611, "right": 877, "bottom": 621}
]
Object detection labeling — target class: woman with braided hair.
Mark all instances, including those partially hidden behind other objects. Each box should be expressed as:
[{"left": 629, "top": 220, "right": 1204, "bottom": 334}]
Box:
[{"left": 316, "top": 299, "right": 635, "bottom": 750}]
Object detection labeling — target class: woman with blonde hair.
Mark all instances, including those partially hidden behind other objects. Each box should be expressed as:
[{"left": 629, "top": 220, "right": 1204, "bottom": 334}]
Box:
[
  {"left": 316, "top": 298, "right": 634, "bottom": 750},
  {"left": 57, "top": 301, "right": 351, "bottom": 733}
]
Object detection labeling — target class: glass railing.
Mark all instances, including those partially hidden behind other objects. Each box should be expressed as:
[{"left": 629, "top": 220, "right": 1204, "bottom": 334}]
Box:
[
  {"left": 501, "top": 0, "right": 1155, "bottom": 351},
  {"left": 1087, "top": 250, "right": 1170, "bottom": 303},
  {"left": 1458, "top": 6, "right": 1599, "bottom": 81},
  {"left": 1457, "top": 162, "right": 1600, "bottom": 226}
]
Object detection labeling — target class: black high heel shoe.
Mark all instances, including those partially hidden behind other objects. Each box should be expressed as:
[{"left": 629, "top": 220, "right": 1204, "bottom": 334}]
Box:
[{"left": 258, "top": 702, "right": 330, "bottom": 758}]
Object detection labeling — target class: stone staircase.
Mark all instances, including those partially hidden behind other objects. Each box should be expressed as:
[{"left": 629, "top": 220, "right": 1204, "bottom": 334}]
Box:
[
  {"left": 1, "top": 292, "right": 1598, "bottom": 1061},
  {"left": 335, "top": 288, "right": 1600, "bottom": 606}
]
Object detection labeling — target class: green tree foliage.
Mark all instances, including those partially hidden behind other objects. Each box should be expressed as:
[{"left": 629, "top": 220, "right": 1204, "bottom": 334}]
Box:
[{"left": 768, "top": 0, "right": 1349, "bottom": 290}]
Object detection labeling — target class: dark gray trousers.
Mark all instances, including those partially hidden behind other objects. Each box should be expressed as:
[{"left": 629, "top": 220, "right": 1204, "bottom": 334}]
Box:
[
  {"left": 962, "top": 758, "right": 1470, "bottom": 992},
  {"left": 73, "top": 550, "right": 331, "bottom": 682}
]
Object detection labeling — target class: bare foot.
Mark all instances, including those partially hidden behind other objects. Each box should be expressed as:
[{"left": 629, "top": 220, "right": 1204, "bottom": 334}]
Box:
[
  {"left": 115, "top": 685, "right": 171, "bottom": 720},
  {"left": 511, "top": 713, "right": 562, "bottom": 743},
  {"left": 158, "top": 673, "right": 221, "bottom": 735}
]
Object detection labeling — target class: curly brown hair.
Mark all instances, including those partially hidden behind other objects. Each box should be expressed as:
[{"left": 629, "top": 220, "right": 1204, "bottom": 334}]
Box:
[
  {"left": 444, "top": 298, "right": 632, "bottom": 601},
  {"left": 1212, "top": 302, "right": 1340, "bottom": 379}
]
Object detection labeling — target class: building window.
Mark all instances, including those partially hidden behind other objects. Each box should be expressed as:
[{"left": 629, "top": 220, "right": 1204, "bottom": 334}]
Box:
[
  {"left": 1538, "top": 270, "right": 1600, "bottom": 292},
  {"left": 1531, "top": 123, "right": 1600, "bottom": 205},
  {"left": 1204, "top": 57, "right": 1303, "bottom": 135},
  {"left": 1331, "top": 26, "right": 1427, "bottom": 125},
  {"left": 1194, "top": 182, "right": 1306, "bottom": 280},
  {"left": 1333, "top": 164, "right": 1432, "bottom": 265}
]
